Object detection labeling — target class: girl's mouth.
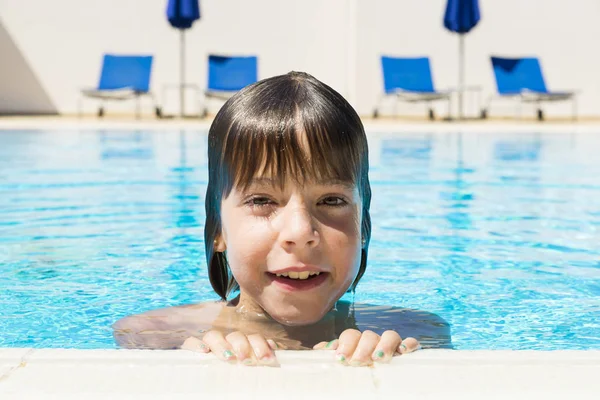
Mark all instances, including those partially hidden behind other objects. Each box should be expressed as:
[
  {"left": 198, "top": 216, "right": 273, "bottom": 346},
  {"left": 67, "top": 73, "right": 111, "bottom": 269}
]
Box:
[{"left": 266, "top": 272, "right": 328, "bottom": 291}]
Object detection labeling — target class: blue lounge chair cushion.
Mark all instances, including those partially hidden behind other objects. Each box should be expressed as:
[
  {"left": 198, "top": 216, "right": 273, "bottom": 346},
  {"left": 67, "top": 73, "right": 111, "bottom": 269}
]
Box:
[
  {"left": 98, "top": 55, "right": 153, "bottom": 93},
  {"left": 207, "top": 55, "right": 258, "bottom": 92},
  {"left": 381, "top": 56, "right": 437, "bottom": 94},
  {"left": 491, "top": 56, "right": 549, "bottom": 95}
]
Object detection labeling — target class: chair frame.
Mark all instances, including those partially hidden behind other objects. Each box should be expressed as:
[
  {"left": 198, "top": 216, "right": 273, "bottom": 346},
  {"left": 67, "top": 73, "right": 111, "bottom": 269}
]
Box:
[
  {"left": 79, "top": 89, "right": 160, "bottom": 119},
  {"left": 373, "top": 89, "right": 452, "bottom": 120},
  {"left": 481, "top": 92, "right": 577, "bottom": 121}
]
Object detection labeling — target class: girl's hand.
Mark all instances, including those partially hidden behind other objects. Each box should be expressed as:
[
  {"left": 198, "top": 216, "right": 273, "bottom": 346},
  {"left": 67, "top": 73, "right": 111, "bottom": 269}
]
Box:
[
  {"left": 180, "top": 330, "right": 279, "bottom": 366},
  {"left": 313, "top": 329, "right": 420, "bottom": 366}
]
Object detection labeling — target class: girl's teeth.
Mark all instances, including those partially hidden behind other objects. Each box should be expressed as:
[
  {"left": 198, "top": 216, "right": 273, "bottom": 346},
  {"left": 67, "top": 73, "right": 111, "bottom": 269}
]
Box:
[
  {"left": 274, "top": 271, "right": 321, "bottom": 280},
  {"left": 298, "top": 271, "right": 310, "bottom": 280}
]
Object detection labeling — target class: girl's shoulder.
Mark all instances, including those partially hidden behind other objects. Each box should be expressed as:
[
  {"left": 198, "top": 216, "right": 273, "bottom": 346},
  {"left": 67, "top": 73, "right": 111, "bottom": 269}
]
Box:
[
  {"left": 113, "top": 300, "right": 225, "bottom": 328},
  {"left": 112, "top": 301, "right": 227, "bottom": 349}
]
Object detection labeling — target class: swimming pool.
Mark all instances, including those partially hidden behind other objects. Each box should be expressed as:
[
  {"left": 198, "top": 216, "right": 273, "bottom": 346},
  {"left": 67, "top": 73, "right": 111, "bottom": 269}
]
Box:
[{"left": 1, "top": 127, "right": 599, "bottom": 350}]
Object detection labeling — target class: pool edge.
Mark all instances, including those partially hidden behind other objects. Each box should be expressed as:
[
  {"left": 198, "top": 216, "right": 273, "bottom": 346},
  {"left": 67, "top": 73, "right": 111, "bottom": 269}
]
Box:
[
  {"left": 3, "top": 118, "right": 600, "bottom": 134},
  {"left": 1, "top": 349, "right": 599, "bottom": 398}
]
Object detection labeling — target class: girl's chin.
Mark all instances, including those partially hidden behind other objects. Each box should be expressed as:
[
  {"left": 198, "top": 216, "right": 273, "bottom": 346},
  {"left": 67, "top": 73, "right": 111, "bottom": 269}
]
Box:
[
  {"left": 274, "top": 317, "right": 321, "bottom": 326},
  {"left": 265, "top": 306, "right": 330, "bottom": 326}
]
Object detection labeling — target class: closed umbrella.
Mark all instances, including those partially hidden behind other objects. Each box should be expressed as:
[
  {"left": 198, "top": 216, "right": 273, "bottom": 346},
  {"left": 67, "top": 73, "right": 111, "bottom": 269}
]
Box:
[
  {"left": 444, "top": 0, "right": 481, "bottom": 119},
  {"left": 167, "top": 0, "right": 201, "bottom": 117}
]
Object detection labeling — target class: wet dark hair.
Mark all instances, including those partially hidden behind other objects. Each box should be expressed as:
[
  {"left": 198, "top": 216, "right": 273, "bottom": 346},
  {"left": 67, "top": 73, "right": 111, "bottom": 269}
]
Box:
[{"left": 204, "top": 71, "right": 371, "bottom": 300}]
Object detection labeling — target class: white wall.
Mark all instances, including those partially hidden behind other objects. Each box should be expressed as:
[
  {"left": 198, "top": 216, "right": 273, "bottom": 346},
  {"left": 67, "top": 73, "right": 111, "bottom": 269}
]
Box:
[
  {"left": 1, "top": 0, "right": 599, "bottom": 118},
  {"left": 0, "top": 19, "right": 57, "bottom": 114},
  {"left": 357, "top": 0, "right": 600, "bottom": 118}
]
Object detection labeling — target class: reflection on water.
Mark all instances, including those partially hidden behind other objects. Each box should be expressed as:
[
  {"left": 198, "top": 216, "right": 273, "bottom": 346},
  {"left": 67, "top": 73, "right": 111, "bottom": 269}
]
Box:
[
  {"left": 99, "top": 130, "right": 154, "bottom": 160},
  {"left": 493, "top": 135, "right": 542, "bottom": 162},
  {"left": 381, "top": 135, "right": 433, "bottom": 161},
  {"left": 0, "top": 129, "right": 599, "bottom": 350}
]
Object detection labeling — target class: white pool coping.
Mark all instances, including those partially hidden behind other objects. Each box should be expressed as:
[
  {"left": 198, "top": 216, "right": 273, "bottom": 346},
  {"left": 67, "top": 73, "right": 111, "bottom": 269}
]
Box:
[
  {"left": 1, "top": 349, "right": 599, "bottom": 399},
  {"left": 2, "top": 117, "right": 600, "bottom": 134}
]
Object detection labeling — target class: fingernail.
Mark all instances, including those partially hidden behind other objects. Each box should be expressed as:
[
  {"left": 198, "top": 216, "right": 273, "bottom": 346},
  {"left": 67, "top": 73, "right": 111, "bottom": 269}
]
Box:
[
  {"left": 325, "top": 340, "right": 336, "bottom": 349},
  {"left": 223, "top": 350, "right": 235, "bottom": 360},
  {"left": 241, "top": 358, "right": 255, "bottom": 366},
  {"left": 335, "top": 353, "right": 346, "bottom": 363},
  {"left": 260, "top": 355, "right": 277, "bottom": 366},
  {"left": 372, "top": 350, "right": 385, "bottom": 360}
]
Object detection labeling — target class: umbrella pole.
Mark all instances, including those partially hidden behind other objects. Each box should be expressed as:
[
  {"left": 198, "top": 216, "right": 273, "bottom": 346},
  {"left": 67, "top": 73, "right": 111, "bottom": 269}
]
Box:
[
  {"left": 180, "top": 30, "right": 185, "bottom": 118},
  {"left": 458, "top": 34, "right": 465, "bottom": 120}
]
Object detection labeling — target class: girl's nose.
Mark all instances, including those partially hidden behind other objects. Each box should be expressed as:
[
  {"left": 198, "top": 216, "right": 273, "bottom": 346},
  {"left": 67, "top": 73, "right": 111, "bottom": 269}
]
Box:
[{"left": 278, "top": 205, "right": 320, "bottom": 250}]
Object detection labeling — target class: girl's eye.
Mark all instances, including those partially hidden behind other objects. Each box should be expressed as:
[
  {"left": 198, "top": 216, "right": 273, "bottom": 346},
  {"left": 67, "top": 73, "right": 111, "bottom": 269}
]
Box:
[
  {"left": 246, "top": 197, "right": 274, "bottom": 207},
  {"left": 320, "top": 197, "right": 347, "bottom": 207}
]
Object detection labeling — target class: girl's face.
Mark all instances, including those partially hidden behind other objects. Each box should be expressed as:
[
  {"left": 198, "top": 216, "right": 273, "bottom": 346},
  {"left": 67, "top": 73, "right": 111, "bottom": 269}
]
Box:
[{"left": 218, "top": 175, "right": 363, "bottom": 325}]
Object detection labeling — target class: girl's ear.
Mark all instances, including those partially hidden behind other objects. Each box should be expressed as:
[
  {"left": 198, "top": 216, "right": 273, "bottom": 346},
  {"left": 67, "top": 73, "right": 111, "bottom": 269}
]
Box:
[{"left": 213, "top": 236, "right": 227, "bottom": 252}]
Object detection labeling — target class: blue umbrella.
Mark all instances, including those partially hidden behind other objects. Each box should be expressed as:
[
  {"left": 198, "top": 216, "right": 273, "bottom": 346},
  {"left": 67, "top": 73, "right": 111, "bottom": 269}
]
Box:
[
  {"left": 166, "top": 0, "right": 201, "bottom": 117},
  {"left": 444, "top": 0, "right": 481, "bottom": 119}
]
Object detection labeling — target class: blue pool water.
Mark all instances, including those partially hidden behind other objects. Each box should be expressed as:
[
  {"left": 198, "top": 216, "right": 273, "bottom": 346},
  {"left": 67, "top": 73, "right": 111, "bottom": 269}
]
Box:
[{"left": 1, "top": 128, "right": 599, "bottom": 350}]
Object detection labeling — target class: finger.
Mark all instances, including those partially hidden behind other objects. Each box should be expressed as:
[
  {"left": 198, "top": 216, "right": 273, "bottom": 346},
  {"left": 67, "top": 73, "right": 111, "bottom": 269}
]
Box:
[
  {"left": 313, "top": 339, "right": 339, "bottom": 350},
  {"left": 225, "top": 331, "right": 256, "bottom": 366},
  {"left": 202, "top": 330, "right": 236, "bottom": 362},
  {"left": 267, "top": 339, "right": 278, "bottom": 351},
  {"left": 397, "top": 337, "right": 421, "bottom": 354},
  {"left": 180, "top": 337, "right": 210, "bottom": 353},
  {"left": 335, "top": 329, "right": 362, "bottom": 364},
  {"left": 348, "top": 330, "right": 380, "bottom": 367},
  {"left": 371, "top": 330, "right": 402, "bottom": 363},
  {"left": 247, "top": 334, "right": 278, "bottom": 367}
]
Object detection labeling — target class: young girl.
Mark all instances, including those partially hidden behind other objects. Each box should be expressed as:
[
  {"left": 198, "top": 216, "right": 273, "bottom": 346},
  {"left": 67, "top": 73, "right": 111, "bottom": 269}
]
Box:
[{"left": 113, "top": 72, "right": 451, "bottom": 366}]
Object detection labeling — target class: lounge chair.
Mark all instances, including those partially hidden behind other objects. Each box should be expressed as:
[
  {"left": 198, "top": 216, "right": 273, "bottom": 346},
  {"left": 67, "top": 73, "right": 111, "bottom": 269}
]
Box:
[
  {"left": 373, "top": 56, "right": 452, "bottom": 120},
  {"left": 202, "top": 54, "right": 258, "bottom": 117},
  {"left": 80, "top": 54, "right": 160, "bottom": 119},
  {"left": 482, "top": 56, "right": 577, "bottom": 121}
]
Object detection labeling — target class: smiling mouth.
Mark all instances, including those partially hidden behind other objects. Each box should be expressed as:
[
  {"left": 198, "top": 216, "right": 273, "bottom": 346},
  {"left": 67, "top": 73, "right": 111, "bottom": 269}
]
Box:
[
  {"left": 266, "top": 272, "right": 328, "bottom": 291},
  {"left": 271, "top": 271, "right": 322, "bottom": 280}
]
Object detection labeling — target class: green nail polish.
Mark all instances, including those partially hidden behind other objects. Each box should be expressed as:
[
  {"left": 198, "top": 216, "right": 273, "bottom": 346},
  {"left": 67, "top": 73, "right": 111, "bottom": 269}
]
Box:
[
  {"left": 223, "top": 350, "right": 234, "bottom": 359},
  {"left": 374, "top": 350, "right": 385, "bottom": 359},
  {"left": 336, "top": 353, "right": 346, "bottom": 362},
  {"left": 325, "top": 340, "right": 335, "bottom": 349},
  {"left": 242, "top": 358, "right": 254, "bottom": 365}
]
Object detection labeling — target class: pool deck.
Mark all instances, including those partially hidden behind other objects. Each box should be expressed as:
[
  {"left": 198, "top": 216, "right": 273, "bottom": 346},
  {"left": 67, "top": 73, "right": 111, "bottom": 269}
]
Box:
[
  {"left": 1, "top": 349, "right": 599, "bottom": 399},
  {"left": 3, "top": 116, "right": 600, "bottom": 134}
]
